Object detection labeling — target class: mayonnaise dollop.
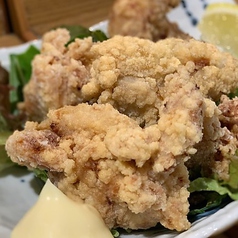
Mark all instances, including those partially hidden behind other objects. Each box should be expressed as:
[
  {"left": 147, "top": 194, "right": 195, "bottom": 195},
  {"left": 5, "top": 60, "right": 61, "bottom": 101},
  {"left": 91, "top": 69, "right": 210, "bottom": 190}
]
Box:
[{"left": 11, "top": 179, "right": 113, "bottom": 238}]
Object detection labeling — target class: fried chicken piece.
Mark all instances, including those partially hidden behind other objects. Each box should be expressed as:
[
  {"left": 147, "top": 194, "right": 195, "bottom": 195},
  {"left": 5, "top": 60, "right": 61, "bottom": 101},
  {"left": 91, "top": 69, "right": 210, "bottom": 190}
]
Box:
[
  {"left": 107, "top": 0, "right": 188, "bottom": 41},
  {"left": 21, "top": 30, "right": 238, "bottom": 125},
  {"left": 6, "top": 72, "right": 206, "bottom": 231},
  {"left": 20, "top": 29, "right": 93, "bottom": 121},
  {"left": 12, "top": 31, "right": 238, "bottom": 230},
  {"left": 80, "top": 36, "right": 238, "bottom": 128},
  {"left": 186, "top": 95, "right": 238, "bottom": 182},
  {"left": 217, "top": 95, "right": 238, "bottom": 180}
]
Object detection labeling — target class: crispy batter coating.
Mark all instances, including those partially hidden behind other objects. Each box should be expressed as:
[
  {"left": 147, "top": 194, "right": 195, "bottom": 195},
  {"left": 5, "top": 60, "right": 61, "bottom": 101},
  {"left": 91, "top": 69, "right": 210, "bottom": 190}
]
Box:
[
  {"left": 21, "top": 29, "right": 93, "bottom": 121},
  {"left": 80, "top": 36, "right": 238, "bottom": 126},
  {"left": 7, "top": 30, "right": 238, "bottom": 231},
  {"left": 217, "top": 96, "right": 238, "bottom": 179},
  {"left": 21, "top": 30, "right": 238, "bottom": 124},
  {"left": 219, "top": 95, "right": 238, "bottom": 127},
  {"left": 186, "top": 96, "right": 238, "bottom": 182},
  {"left": 7, "top": 82, "right": 204, "bottom": 231},
  {"left": 107, "top": 0, "right": 189, "bottom": 41}
]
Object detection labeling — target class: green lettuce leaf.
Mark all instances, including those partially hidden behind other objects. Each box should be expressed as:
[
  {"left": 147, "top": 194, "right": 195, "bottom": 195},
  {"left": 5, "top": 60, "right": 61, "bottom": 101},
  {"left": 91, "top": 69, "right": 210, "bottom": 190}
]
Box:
[
  {"left": 189, "top": 177, "right": 238, "bottom": 200},
  {"left": 59, "top": 25, "right": 108, "bottom": 46},
  {"left": 225, "top": 158, "right": 238, "bottom": 189},
  {"left": 188, "top": 191, "right": 227, "bottom": 216},
  {"left": 188, "top": 157, "right": 238, "bottom": 217},
  {"left": 189, "top": 156, "right": 238, "bottom": 198},
  {"left": 111, "top": 229, "right": 120, "bottom": 238},
  {"left": 9, "top": 45, "right": 40, "bottom": 110},
  {"left": 0, "top": 147, "right": 15, "bottom": 172},
  {"left": 0, "top": 131, "right": 15, "bottom": 172},
  {"left": 0, "top": 45, "right": 40, "bottom": 173},
  {"left": 32, "top": 168, "right": 48, "bottom": 183},
  {"left": 0, "top": 113, "right": 8, "bottom": 131},
  {"left": 228, "top": 88, "right": 238, "bottom": 99}
]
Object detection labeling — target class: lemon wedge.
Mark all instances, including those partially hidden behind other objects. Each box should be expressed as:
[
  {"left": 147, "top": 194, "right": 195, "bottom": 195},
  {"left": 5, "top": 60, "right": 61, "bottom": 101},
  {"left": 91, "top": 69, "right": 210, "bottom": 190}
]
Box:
[{"left": 198, "top": 3, "right": 238, "bottom": 58}]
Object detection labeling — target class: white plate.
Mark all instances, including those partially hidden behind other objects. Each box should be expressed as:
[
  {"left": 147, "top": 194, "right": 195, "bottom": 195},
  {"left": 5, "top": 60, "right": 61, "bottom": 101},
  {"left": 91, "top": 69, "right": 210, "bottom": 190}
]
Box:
[{"left": 1, "top": 0, "right": 238, "bottom": 237}]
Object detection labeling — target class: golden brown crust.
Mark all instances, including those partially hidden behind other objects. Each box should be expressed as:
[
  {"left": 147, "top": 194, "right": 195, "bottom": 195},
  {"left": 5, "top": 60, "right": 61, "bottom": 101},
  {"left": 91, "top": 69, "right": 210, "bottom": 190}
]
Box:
[
  {"left": 7, "top": 71, "right": 207, "bottom": 231},
  {"left": 22, "top": 32, "right": 238, "bottom": 123},
  {"left": 7, "top": 31, "right": 238, "bottom": 231}
]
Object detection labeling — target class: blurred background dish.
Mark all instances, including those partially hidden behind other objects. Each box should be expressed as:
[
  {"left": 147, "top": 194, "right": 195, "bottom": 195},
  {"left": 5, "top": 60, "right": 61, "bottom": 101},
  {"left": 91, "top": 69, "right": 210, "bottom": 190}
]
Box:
[{"left": 0, "top": 0, "right": 113, "bottom": 46}]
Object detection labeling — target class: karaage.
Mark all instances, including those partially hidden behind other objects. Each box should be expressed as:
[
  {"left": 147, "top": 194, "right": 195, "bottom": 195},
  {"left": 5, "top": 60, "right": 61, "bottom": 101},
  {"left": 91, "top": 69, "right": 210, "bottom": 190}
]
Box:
[
  {"left": 107, "top": 0, "right": 189, "bottom": 41},
  {"left": 6, "top": 30, "right": 238, "bottom": 231}
]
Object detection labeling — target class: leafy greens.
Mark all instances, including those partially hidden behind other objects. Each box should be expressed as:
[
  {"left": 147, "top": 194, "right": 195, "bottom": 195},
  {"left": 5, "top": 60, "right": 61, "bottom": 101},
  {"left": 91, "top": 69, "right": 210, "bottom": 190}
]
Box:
[
  {"left": 10, "top": 45, "right": 40, "bottom": 109},
  {"left": 188, "top": 154, "right": 238, "bottom": 219},
  {"left": 59, "top": 25, "right": 108, "bottom": 46}
]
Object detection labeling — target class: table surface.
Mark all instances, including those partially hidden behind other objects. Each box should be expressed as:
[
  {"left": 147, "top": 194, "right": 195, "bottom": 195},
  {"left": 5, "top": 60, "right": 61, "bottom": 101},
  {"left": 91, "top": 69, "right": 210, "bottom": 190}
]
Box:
[
  {"left": 0, "top": 0, "right": 113, "bottom": 47},
  {"left": 0, "top": 1, "right": 237, "bottom": 237}
]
